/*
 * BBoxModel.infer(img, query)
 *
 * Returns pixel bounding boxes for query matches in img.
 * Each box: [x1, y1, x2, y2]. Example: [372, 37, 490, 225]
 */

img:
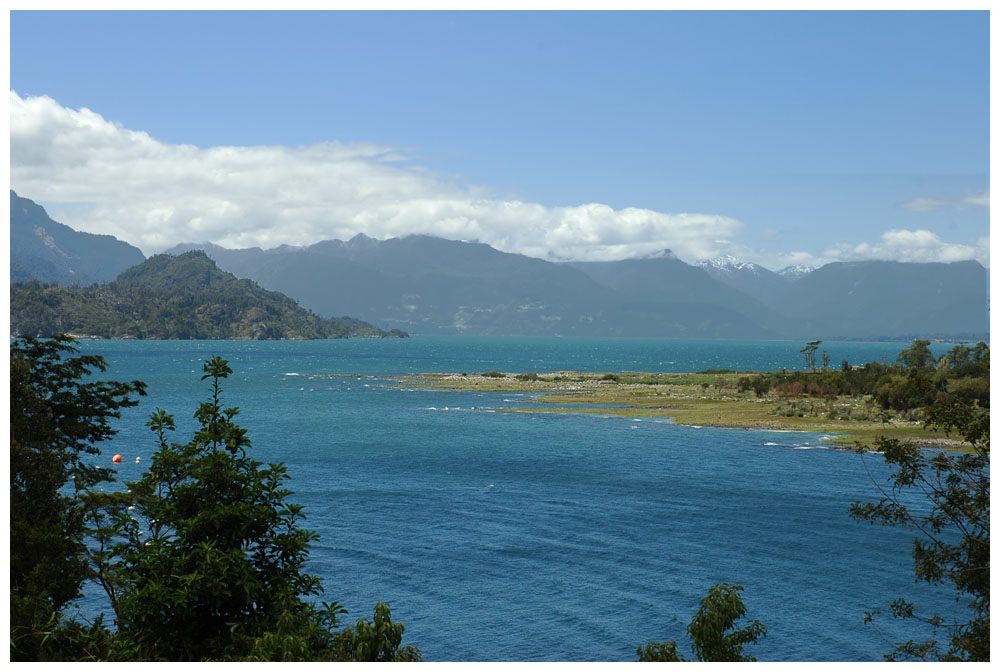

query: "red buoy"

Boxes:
[112, 454, 122, 463]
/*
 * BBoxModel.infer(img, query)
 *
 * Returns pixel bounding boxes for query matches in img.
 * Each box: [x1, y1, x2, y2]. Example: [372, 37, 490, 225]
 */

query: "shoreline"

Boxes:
[401, 371, 971, 451]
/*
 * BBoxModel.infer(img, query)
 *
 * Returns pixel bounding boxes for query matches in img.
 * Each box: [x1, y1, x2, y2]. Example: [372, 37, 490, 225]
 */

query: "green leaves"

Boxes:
[636, 639, 682, 662]
[851, 392, 990, 661]
[332, 602, 422, 662]
[638, 583, 766, 662]
[10, 336, 145, 661]
[897, 339, 937, 369]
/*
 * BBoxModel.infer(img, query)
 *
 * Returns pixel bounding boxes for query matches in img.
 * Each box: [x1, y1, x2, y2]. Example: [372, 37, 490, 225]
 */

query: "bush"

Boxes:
[750, 377, 772, 398]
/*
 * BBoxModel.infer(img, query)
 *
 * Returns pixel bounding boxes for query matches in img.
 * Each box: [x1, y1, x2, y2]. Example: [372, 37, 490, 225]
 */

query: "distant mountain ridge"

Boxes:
[10, 191, 987, 340]
[567, 257, 781, 338]
[776, 259, 989, 340]
[169, 235, 742, 337]
[696, 256, 796, 307]
[167, 235, 988, 340]
[10, 191, 145, 285]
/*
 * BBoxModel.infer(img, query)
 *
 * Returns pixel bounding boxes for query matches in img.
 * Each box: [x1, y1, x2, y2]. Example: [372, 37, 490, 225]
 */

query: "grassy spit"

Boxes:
[402, 370, 968, 450]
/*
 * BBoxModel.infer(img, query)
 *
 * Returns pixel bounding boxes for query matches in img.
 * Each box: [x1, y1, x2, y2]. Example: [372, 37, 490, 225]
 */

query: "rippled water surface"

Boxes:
[73, 337, 961, 661]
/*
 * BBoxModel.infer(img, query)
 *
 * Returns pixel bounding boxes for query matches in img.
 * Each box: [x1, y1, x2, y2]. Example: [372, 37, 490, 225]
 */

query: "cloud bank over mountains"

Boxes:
[10, 92, 990, 269]
[825, 229, 990, 265]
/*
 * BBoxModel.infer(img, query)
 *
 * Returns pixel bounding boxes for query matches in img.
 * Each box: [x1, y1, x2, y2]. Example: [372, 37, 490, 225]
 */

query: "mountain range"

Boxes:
[9, 191, 989, 340]
[164, 236, 988, 340]
[10, 190, 145, 285]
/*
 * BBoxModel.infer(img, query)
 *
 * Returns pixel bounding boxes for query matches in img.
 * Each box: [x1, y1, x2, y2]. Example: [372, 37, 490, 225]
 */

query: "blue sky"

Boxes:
[9, 9, 990, 269]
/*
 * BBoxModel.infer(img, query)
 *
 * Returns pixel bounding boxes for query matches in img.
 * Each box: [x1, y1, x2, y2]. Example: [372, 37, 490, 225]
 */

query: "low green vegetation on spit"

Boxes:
[404, 340, 989, 449]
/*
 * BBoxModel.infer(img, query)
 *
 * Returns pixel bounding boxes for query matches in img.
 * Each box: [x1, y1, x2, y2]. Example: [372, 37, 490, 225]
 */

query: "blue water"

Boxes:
[70, 337, 964, 661]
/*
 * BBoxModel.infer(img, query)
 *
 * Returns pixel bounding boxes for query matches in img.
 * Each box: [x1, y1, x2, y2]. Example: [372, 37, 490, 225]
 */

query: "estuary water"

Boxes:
[72, 337, 962, 661]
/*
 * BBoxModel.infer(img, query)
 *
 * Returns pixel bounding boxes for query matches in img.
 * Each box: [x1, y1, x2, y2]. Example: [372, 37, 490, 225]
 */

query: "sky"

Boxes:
[8, 9, 991, 270]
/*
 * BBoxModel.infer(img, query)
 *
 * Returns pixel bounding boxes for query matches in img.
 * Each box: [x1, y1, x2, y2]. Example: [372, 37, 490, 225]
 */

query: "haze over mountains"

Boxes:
[10, 191, 989, 340]
[11, 191, 145, 285]
[162, 235, 988, 340]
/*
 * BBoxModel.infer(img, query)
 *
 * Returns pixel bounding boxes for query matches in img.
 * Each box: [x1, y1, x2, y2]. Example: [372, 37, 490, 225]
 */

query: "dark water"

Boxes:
[70, 337, 964, 661]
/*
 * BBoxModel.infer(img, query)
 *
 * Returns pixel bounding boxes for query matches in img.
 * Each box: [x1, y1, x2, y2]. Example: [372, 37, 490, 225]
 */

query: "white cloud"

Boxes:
[822, 229, 989, 266]
[708, 229, 989, 273]
[10, 91, 743, 263]
[13, 93, 988, 271]
[899, 196, 950, 212]
[963, 191, 990, 208]
[900, 191, 990, 212]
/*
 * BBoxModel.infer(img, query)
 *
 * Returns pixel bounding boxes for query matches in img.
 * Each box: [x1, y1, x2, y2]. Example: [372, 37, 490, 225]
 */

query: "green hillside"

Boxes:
[10, 251, 408, 340]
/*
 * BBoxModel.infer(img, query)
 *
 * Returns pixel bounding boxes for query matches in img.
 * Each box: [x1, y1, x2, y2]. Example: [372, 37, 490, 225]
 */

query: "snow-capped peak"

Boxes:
[777, 264, 816, 281]
[697, 255, 761, 274]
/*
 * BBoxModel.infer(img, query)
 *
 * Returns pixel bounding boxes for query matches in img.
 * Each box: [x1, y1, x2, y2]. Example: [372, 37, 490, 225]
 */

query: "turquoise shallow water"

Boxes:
[70, 337, 963, 661]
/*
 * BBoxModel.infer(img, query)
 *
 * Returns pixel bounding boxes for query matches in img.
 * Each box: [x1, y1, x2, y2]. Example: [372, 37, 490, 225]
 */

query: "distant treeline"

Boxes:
[738, 340, 989, 413]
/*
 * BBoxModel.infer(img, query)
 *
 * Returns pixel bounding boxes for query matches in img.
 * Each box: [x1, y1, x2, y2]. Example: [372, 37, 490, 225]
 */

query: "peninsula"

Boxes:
[403, 367, 979, 450]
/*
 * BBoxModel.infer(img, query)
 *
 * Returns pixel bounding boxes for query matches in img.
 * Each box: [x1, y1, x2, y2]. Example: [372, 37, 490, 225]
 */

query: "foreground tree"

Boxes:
[88, 356, 419, 661]
[637, 583, 766, 662]
[10, 336, 146, 660]
[850, 394, 989, 661]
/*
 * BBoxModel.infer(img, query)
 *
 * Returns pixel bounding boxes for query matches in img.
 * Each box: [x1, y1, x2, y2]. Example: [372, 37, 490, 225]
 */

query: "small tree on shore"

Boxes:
[800, 340, 821, 371]
[896, 339, 937, 369]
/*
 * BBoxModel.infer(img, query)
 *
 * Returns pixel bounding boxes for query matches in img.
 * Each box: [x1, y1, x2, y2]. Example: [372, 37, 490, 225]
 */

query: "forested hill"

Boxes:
[10, 250, 408, 340]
